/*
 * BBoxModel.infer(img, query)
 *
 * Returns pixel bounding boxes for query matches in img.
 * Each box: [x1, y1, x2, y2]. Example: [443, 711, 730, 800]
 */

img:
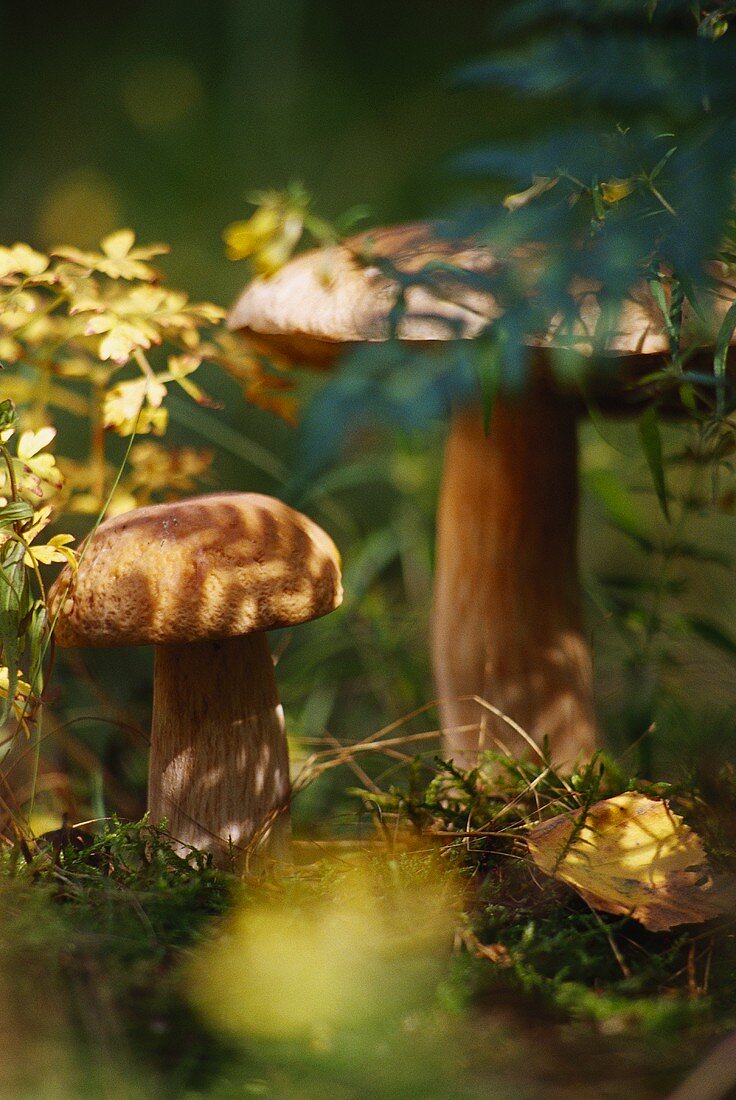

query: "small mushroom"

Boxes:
[48, 492, 342, 867]
[228, 222, 736, 768]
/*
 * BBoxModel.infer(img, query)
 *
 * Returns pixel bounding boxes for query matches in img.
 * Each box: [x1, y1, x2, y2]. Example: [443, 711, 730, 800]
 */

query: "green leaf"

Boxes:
[0, 501, 34, 527]
[682, 616, 736, 658]
[0, 540, 29, 725]
[592, 181, 606, 220]
[647, 278, 681, 354]
[638, 407, 670, 522]
[300, 455, 392, 503]
[343, 526, 401, 604]
[665, 540, 732, 569]
[675, 270, 707, 325]
[25, 601, 48, 692]
[0, 400, 16, 432]
[647, 278, 669, 325]
[598, 572, 686, 596]
[334, 205, 372, 236]
[585, 469, 652, 547]
[475, 339, 501, 434]
[713, 299, 736, 416]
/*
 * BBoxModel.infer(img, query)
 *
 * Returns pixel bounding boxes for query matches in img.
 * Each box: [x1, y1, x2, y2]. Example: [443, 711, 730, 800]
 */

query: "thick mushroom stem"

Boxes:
[431, 387, 599, 768]
[149, 632, 290, 869]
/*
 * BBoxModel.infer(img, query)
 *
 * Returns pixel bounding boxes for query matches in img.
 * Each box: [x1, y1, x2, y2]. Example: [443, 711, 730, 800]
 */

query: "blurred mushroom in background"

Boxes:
[228, 222, 736, 767]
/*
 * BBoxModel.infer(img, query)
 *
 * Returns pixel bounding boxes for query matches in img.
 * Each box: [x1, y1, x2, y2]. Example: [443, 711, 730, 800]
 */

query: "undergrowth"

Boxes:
[0, 750, 733, 1096]
[0, 819, 236, 1096]
[352, 750, 736, 1030]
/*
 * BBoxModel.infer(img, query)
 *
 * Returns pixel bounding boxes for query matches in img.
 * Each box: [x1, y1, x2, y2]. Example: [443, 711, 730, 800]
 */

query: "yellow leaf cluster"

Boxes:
[1, 228, 247, 514]
[0, 424, 76, 568]
[0, 225, 255, 757]
[53, 229, 168, 281]
[0, 403, 77, 743]
[103, 377, 168, 436]
[0, 423, 64, 505]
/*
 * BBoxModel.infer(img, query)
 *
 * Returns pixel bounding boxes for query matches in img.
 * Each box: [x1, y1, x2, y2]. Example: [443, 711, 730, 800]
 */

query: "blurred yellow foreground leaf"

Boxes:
[187, 856, 459, 1043]
[527, 792, 736, 932]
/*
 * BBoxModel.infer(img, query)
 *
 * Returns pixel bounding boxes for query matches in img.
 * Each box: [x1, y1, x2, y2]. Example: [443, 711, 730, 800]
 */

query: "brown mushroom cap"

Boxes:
[228, 221, 736, 367]
[227, 223, 497, 364]
[49, 492, 342, 649]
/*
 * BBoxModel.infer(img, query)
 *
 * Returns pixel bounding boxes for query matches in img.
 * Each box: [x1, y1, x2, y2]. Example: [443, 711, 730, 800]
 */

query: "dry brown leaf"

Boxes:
[527, 792, 736, 932]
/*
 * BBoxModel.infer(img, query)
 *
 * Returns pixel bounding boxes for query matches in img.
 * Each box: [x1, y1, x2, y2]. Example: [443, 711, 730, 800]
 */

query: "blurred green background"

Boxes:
[4, 0, 736, 831]
[1, 0, 500, 299]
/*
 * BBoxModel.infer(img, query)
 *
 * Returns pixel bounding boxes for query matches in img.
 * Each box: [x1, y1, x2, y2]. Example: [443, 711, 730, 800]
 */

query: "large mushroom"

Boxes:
[228, 223, 736, 767]
[48, 492, 342, 867]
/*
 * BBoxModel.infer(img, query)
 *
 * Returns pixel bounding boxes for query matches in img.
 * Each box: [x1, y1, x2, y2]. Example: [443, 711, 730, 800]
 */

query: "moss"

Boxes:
[0, 766, 734, 1096]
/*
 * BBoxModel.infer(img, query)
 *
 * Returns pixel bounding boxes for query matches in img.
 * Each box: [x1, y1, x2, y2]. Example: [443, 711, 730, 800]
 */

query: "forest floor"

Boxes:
[2, 754, 735, 1099]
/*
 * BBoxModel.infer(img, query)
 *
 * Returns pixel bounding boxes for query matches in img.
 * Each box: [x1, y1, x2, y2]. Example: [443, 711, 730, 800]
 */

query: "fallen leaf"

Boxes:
[527, 792, 736, 931]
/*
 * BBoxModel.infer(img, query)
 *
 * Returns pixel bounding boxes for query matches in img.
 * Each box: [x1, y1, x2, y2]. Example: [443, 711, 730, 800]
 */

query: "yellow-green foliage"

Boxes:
[1, 230, 245, 515]
[0, 230, 267, 786]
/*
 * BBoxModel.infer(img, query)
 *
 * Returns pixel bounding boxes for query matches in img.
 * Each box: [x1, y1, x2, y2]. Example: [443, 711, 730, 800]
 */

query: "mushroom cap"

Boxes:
[227, 221, 736, 367]
[227, 223, 497, 364]
[49, 492, 343, 648]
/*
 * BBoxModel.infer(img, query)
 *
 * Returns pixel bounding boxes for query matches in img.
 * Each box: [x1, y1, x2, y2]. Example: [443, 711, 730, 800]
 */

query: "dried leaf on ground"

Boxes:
[527, 791, 736, 931]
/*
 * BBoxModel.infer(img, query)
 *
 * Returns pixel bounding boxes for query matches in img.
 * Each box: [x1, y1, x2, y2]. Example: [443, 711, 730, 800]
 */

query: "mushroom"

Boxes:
[48, 491, 342, 867]
[228, 222, 736, 768]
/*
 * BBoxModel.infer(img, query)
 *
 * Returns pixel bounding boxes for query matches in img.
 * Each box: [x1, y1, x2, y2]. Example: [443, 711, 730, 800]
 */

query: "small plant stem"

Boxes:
[90, 382, 106, 507]
[33, 360, 53, 425]
[133, 348, 155, 379]
[588, 905, 631, 979]
[10, 293, 65, 339]
[25, 665, 43, 829]
[0, 444, 20, 533]
[624, 421, 706, 773]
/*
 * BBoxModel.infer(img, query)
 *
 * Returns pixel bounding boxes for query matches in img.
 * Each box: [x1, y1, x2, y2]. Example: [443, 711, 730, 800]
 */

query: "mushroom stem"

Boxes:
[149, 632, 290, 869]
[431, 388, 599, 768]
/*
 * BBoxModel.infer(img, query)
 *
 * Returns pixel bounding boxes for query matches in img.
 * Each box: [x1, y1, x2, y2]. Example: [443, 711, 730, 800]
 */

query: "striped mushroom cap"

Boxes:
[228, 221, 736, 366]
[48, 492, 342, 648]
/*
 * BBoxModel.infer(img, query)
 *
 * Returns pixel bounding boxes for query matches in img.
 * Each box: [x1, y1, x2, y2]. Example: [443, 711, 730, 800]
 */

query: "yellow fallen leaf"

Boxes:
[527, 792, 736, 932]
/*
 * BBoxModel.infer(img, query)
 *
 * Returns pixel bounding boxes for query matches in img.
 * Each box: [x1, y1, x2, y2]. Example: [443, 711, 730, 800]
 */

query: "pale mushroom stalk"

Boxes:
[432, 390, 597, 767]
[150, 633, 290, 863]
